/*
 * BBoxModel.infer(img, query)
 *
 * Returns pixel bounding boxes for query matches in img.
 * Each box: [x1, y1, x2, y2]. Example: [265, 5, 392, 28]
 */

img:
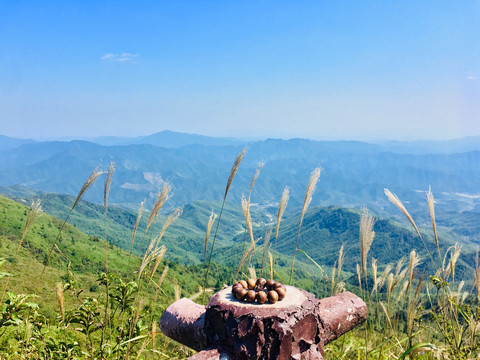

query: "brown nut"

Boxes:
[247, 278, 256, 290]
[256, 291, 267, 304]
[236, 288, 247, 300]
[238, 280, 248, 289]
[273, 282, 283, 289]
[256, 278, 267, 287]
[246, 290, 256, 303]
[232, 284, 243, 296]
[268, 290, 279, 304]
[266, 279, 275, 290]
[276, 287, 286, 301]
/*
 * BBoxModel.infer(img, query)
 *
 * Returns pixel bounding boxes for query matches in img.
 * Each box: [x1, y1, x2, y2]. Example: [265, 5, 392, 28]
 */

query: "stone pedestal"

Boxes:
[159, 286, 367, 360]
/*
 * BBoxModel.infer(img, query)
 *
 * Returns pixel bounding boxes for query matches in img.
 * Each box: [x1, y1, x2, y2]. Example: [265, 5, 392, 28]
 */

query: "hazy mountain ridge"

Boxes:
[0, 132, 479, 240]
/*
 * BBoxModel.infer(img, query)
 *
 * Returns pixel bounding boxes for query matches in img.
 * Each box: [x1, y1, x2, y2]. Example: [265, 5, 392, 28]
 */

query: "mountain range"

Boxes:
[0, 130, 479, 248]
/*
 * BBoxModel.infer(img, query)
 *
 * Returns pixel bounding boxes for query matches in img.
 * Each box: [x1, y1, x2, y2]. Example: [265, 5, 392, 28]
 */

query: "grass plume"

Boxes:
[204, 211, 217, 263]
[385, 188, 437, 270]
[224, 147, 247, 201]
[204, 146, 247, 293]
[241, 194, 257, 263]
[16, 199, 43, 256]
[40, 166, 103, 282]
[248, 162, 264, 204]
[55, 283, 65, 322]
[274, 186, 289, 268]
[261, 228, 272, 276]
[128, 201, 144, 273]
[154, 265, 169, 302]
[145, 182, 172, 235]
[360, 207, 375, 278]
[289, 168, 321, 284]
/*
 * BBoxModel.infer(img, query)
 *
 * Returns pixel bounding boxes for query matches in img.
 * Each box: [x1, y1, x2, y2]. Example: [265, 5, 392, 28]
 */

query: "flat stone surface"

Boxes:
[208, 285, 314, 318]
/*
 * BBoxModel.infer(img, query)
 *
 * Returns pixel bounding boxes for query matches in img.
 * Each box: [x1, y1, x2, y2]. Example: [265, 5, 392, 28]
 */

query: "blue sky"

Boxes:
[1, 1, 479, 140]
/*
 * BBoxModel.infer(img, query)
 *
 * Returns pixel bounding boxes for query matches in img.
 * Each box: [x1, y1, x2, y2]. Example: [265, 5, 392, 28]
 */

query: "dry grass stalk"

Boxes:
[378, 264, 392, 291]
[152, 321, 156, 352]
[174, 281, 181, 301]
[16, 199, 43, 255]
[248, 162, 264, 204]
[133, 299, 143, 333]
[39, 166, 102, 284]
[360, 207, 375, 278]
[103, 160, 115, 279]
[331, 261, 337, 296]
[130, 201, 144, 256]
[154, 265, 169, 302]
[371, 258, 378, 294]
[392, 268, 408, 293]
[72, 167, 103, 211]
[356, 264, 362, 289]
[268, 251, 273, 280]
[476, 249, 480, 301]
[385, 188, 438, 271]
[300, 168, 321, 225]
[395, 256, 406, 277]
[104, 160, 115, 216]
[397, 280, 409, 302]
[149, 246, 167, 279]
[456, 280, 465, 303]
[145, 182, 172, 234]
[384, 188, 422, 239]
[225, 146, 247, 200]
[379, 302, 393, 331]
[204, 211, 217, 262]
[407, 250, 422, 293]
[56, 282, 65, 321]
[241, 195, 256, 258]
[407, 277, 424, 338]
[234, 242, 255, 281]
[336, 243, 345, 283]
[444, 243, 461, 281]
[261, 228, 272, 276]
[289, 168, 321, 284]
[273, 186, 290, 271]
[138, 244, 166, 281]
[334, 281, 345, 295]
[154, 206, 183, 249]
[426, 186, 441, 262]
[248, 267, 257, 281]
[203, 146, 247, 294]
[275, 186, 290, 240]
[387, 273, 394, 303]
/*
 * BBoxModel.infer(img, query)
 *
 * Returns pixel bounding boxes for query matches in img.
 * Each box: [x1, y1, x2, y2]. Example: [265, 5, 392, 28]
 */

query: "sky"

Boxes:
[1, 1, 479, 141]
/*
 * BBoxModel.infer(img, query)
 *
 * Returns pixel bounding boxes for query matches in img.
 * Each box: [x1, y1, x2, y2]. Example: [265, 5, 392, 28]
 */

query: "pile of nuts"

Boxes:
[231, 278, 287, 304]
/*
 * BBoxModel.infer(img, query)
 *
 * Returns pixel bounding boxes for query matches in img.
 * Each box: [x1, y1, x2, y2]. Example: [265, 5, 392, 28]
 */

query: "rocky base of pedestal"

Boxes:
[159, 287, 367, 360]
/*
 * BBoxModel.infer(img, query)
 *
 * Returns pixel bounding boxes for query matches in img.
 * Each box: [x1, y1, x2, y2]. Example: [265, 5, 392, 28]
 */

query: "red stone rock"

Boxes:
[159, 286, 367, 359]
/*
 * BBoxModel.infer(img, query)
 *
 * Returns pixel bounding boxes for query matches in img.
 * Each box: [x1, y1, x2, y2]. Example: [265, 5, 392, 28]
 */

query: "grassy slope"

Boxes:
[0, 195, 203, 318]
[6, 190, 477, 285]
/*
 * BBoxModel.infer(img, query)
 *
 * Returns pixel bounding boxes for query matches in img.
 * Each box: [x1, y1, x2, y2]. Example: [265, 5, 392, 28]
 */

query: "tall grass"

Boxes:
[289, 167, 321, 284]
[203, 146, 246, 293]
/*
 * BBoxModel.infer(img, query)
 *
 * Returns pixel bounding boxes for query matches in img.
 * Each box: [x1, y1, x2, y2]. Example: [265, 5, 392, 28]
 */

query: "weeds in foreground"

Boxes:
[0, 164, 193, 359]
[324, 187, 480, 360]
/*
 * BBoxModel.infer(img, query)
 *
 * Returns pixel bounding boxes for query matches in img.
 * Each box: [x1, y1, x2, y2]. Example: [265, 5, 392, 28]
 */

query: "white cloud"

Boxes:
[467, 75, 478, 80]
[101, 53, 139, 62]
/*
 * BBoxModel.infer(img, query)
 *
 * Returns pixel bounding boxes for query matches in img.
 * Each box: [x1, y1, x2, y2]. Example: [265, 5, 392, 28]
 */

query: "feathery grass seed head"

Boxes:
[204, 210, 217, 262]
[275, 186, 290, 239]
[225, 147, 247, 200]
[56, 282, 65, 321]
[360, 207, 375, 278]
